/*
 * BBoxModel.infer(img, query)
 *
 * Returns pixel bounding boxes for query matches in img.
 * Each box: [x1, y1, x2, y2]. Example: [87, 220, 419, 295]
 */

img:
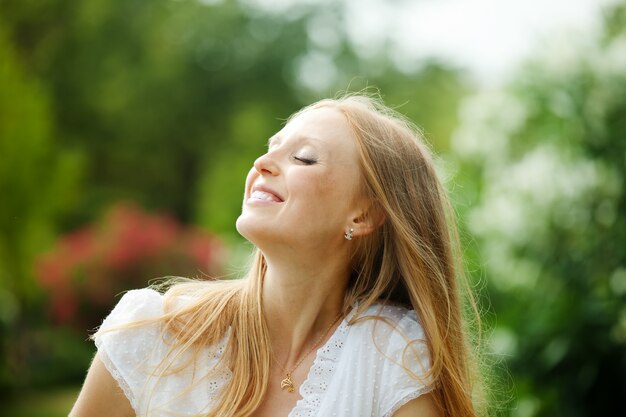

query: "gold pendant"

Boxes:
[280, 373, 295, 393]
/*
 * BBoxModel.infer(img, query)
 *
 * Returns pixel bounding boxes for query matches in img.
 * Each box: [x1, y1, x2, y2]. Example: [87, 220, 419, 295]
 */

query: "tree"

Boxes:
[451, 2, 626, 415]
[0, 23, 83, 390]
[0, 0, 308, 224]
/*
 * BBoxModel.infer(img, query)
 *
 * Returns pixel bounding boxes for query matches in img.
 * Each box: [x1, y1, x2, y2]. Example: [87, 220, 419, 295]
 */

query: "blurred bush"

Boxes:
[35, 203, 226, 332]
[0, 21, 84, 394]
[451, 3, 626, 416]
[1, 202, 226, 393]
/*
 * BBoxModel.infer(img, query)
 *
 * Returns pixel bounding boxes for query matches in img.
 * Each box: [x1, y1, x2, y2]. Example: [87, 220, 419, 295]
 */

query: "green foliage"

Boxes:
[1, 0, 309, 224]
[3, 387, 78, 417]
[0, 21, 84, 394]
[195, 100, 280, 236]
[452, 3, 626, 415]
[0, 25, 83, 304]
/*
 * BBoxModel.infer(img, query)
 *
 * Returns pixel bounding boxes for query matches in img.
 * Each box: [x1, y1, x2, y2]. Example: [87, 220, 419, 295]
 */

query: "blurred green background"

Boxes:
[0, 0, 624, 416]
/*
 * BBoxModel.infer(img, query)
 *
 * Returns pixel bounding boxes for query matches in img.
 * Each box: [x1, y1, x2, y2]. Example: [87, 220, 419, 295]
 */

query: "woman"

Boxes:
[70, 94, 482, 417]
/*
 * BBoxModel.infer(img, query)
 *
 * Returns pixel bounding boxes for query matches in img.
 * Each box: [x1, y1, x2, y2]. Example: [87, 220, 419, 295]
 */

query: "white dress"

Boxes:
[95, 289, 433, 417]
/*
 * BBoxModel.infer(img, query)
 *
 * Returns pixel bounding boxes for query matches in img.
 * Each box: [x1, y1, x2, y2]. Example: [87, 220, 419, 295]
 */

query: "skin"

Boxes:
[70, 107, 441, 417]
[393, 393, 442, 417]
[70, 353, 134, 417]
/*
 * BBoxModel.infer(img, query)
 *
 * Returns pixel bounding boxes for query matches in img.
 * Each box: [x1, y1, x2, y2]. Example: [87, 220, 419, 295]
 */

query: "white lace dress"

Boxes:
[95, 289, 433, 417]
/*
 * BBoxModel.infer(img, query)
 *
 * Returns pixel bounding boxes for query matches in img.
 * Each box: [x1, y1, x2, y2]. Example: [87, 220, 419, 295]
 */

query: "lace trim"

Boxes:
[95, 340, 140, 416]
[381, 386, 433, 417]
[205, 334, 232, 405]
[288, 306, 358, 417]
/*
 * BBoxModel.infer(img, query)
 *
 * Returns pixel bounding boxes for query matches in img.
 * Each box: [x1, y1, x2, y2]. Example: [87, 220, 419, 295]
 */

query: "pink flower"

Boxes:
[51, 292, 78, 324]
[34, 202, 226, 330]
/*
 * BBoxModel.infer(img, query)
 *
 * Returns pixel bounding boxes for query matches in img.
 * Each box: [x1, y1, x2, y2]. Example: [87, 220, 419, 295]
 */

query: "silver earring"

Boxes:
[344, 228, 354, 241]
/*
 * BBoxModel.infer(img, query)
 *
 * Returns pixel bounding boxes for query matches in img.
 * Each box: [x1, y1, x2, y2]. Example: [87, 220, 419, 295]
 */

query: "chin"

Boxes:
[236, 213, 266, 245]
[236, 214, 290, 252]
[235, 213, 251, 240]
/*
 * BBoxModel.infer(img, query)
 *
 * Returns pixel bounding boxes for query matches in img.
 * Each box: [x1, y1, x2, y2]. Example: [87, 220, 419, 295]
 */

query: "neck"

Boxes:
[261, 250, 350, 366]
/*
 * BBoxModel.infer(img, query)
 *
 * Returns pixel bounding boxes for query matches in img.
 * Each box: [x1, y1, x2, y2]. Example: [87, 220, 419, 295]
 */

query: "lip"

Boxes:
[248, 184, 284, 203]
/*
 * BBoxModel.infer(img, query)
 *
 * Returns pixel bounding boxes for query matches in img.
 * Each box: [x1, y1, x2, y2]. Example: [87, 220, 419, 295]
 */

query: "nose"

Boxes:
[253, 152, 279, 176]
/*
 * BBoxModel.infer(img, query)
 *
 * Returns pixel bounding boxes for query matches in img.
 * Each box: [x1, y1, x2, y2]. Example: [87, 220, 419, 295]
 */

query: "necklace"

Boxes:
[276, 311, 344, 393]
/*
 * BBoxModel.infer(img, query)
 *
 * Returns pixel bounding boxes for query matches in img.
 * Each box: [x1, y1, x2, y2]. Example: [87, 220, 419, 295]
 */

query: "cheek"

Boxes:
[288, 167, 359, 216]
[297, 170, 340, 199]
[316, 173, 339, 197]
[327, 165, 361, 199]
[306, 172, 349, 214]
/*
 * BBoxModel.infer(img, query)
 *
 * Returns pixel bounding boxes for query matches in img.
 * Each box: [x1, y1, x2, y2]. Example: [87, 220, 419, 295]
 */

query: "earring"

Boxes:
[344, 228, 354, 241]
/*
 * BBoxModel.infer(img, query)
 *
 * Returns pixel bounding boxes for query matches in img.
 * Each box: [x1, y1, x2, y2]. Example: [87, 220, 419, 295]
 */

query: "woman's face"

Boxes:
[236, 106, 365, 250]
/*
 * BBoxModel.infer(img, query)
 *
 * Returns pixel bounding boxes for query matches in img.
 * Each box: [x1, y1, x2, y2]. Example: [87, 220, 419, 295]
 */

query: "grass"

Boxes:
[2, 387, 79, 417]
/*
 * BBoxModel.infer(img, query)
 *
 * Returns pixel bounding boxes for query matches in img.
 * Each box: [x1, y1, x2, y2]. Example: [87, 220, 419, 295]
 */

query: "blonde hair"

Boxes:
[98, 94, 484, 416]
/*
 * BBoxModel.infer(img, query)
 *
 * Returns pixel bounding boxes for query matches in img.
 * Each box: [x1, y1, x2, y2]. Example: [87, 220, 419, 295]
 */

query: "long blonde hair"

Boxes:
[105, 94, 483, 416]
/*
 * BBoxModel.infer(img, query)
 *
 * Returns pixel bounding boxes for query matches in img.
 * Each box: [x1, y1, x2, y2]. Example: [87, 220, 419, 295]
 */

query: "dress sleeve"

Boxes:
[93, 288, 165, 415]
[378, 310, 433, 417]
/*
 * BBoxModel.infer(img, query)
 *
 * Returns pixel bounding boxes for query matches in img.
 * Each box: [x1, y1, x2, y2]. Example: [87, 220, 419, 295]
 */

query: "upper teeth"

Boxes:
[251, 190, 278, 201]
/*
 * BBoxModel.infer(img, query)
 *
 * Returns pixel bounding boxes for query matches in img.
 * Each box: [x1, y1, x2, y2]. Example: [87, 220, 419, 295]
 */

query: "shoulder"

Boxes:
[93, 288, 168, 367]
[99, 288, 164, 327]
[350, 303, 427, 351]
[345, 303, 433, 417]
[96, 286, 201, 330]
[345, 303, 430, 374]
[89, 288, 167, 414]
[91, 286, 225, 416]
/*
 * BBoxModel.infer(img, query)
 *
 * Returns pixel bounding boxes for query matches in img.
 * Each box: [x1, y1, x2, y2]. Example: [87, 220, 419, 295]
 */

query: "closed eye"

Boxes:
[293, 156, 317, 165]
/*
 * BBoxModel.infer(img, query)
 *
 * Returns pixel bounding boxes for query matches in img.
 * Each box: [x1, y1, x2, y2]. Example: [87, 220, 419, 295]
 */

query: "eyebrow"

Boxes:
[267, 134, 324, 147]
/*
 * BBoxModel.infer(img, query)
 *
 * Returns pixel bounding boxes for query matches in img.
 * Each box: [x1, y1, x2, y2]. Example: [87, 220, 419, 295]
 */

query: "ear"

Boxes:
[348, 202, 386, 238]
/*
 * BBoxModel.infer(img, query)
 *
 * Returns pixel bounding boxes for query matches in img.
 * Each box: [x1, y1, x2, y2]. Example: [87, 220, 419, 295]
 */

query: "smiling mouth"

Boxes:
[250, 190, 283, 202]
